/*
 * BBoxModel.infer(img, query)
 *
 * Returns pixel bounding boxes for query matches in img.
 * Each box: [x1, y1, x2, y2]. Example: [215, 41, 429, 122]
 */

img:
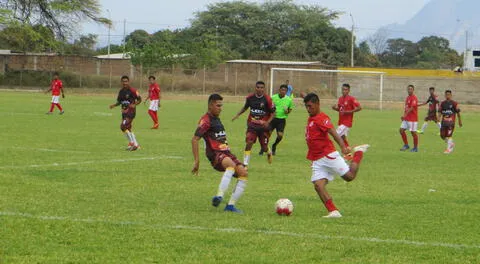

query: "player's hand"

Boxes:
[129, 103, 135, 108]
[459, 122, 463, 128]
[341, 146, 351, 155]
[400, 116, 405, 121]
[109, 104, 115, 109]
[192, 162, 200, 176]
[158, 101, 161, 108]
[62, 94, 65, 98]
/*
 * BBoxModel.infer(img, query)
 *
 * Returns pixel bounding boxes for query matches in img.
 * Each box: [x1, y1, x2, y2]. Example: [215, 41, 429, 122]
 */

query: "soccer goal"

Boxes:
[269, 68, 386, 110]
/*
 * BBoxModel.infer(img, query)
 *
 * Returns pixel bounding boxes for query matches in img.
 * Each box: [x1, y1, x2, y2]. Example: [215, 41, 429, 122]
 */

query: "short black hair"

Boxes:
[279, 84, 288, 90]
[429, 87, 435, 91]
[445, 90, 452, 94]
[408, 84, 415, 90]
[303, 93, 319, 104]
[53, 72, 59, 76]
[121, 75, 129, 81]
[208, 93, 223, 104]
[148, 76, 156, 80]
[342, 83, 350, 89]
[256, 81, 265, 87]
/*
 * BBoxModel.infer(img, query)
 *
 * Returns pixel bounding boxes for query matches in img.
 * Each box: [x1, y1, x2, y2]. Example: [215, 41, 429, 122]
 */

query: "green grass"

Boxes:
[0, 91, 479, 263]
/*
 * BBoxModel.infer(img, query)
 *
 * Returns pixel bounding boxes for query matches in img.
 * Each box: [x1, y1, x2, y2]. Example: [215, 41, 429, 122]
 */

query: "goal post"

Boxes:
[269, 68, 386, 110]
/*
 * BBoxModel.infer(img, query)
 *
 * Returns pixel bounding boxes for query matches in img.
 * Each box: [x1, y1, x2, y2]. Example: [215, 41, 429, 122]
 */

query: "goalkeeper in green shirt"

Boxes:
[266, 84, 294, 155]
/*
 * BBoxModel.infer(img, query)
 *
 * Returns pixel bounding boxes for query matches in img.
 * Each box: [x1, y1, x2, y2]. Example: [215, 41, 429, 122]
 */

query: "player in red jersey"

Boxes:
[399, 85, 419, 152]
[438, 90, 462, 154]
[192, 94, 248, 213]
[109, 76, 142, 151]
[145, 76, 161, 129]
[332, 83, 362, 158]
[232, 81, 275, 167]
[417, 87, 441, 134]
[304, 93, 369, 218]
[45, 72, 65, 115]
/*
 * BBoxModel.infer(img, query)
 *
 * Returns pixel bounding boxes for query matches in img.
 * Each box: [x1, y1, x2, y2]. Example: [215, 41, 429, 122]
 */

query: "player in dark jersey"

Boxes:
[438, 90, 462, 154]
[417, 87, 441, 134]
[232, 81, 275, 167]
[192, 94, 248, 213]
[109, 75, 142, 151]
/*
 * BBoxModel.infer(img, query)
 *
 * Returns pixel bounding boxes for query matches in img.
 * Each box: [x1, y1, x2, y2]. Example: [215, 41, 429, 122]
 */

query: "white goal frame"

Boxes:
[270, 67, 386, 110]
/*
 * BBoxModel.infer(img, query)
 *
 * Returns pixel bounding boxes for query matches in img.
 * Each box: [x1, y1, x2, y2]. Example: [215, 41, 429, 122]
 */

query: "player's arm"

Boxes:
[456, 107, 462, 127]
[328, 127, 349, 155]
[60, 87, 65, 98]
[343, 105, 362, 114]
[232, 101, 248, 121]
[191, 135, 201, 176]
[134, 94, 142, 106]
[332, 104, 339, 111]
[402, 106, 414, 120]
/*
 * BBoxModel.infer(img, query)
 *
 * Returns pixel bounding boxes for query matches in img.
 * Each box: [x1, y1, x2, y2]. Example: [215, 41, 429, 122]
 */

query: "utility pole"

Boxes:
[464, 30, 469, 71]
[350, 13, 355, 67]
[107, 9, 112, 89]
[122, 19, 126, 58]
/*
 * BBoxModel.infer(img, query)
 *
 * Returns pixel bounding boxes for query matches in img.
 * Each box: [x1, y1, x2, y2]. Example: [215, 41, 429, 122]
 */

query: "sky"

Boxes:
[83, 0, 432, 48]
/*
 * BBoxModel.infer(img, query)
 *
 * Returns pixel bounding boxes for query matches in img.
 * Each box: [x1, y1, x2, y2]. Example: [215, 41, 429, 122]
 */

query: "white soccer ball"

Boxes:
[275, 198, 294, 216]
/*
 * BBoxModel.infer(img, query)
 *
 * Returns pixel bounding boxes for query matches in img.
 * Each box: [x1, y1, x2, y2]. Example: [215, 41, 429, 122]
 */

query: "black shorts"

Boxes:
[269, 118, 286, 132]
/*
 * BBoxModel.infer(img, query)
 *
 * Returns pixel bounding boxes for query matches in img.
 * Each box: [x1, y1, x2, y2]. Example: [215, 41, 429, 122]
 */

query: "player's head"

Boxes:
[208, 93, 223, 116]
[53, 72, 59, 79]
[341, 83, 350, 96]
[255, 81, 265, 96]
[121, 75, 130, 88]
[148, 76, 156, 84]
[407, 84, 415, 95]
[279, 84, 288, 97]
[429, 87, 435, 95]
[303, 93, 320, 116]
[445, 90, 452, 100]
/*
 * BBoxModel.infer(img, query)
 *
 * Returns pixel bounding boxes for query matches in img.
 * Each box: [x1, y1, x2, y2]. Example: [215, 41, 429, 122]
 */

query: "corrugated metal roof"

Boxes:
[95, 53, 130, 59]
[227, 59, 323, 65]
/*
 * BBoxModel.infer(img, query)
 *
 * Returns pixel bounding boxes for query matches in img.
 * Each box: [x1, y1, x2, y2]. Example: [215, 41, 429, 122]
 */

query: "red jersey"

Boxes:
[243, 93, 275, 128]
[148, 83, 161, 100]
[195, 113, 230, 159]
[404, 95, 418, 122]
[51, 79, 63, 96]
[439, 100, 460, 127]
[337, 95, 360, 127]
[305, 113, 337, 161]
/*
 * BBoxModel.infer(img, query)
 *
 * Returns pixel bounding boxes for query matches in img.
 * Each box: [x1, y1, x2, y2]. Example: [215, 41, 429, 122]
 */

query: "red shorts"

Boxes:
[246, 126, 270, 150]
[425, 112, 438, 122]
[208, 151, 242, 172]
[440, 126, 454, 138]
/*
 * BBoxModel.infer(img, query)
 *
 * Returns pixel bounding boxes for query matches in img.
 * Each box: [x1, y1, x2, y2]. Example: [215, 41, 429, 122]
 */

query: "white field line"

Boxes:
[0, 211, 478, 250]
[0, 156, 184, 170]
[12, 147, 92, 154]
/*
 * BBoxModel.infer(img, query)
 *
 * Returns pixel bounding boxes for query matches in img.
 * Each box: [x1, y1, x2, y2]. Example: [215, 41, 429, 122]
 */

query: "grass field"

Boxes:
[0, 90, 479, 263]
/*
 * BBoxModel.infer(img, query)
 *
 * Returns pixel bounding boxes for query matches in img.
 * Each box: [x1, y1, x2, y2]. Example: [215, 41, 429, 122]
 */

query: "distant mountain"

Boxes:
[378, 0, 480, 52]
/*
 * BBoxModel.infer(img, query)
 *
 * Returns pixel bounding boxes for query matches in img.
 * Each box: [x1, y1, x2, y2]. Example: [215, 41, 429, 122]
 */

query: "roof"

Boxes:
[227, 59, 325, 65]
[95, 53, 131, 60]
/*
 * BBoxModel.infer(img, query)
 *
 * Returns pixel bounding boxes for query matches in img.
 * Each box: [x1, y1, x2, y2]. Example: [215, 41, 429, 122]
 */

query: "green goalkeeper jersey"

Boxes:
[272, 94, 294, 119]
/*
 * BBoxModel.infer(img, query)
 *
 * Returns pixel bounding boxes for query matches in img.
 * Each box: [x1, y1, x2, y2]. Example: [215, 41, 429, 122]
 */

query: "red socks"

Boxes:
[413, 133, 418, 148]
[49, 103, 55, 112]
[353, 151, 363, 164]
[400, 131, 408, 145]
[49, 103, 63, 112]
[148, 110, 158, 124]
[325, 199, 338, 212]
[56, 104, 63, 111]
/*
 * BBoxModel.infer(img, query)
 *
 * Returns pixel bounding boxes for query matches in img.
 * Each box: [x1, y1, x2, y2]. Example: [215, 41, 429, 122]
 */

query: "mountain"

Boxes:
[378, 0, 480, 52]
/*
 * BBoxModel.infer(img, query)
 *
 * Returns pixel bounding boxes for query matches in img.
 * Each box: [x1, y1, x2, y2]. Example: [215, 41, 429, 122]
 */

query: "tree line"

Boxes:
[0, 0, 462, 70]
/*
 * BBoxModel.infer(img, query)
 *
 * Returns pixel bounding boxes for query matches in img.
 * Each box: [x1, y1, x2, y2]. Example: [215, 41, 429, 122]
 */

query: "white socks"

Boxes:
[228, 180, 247, 205]
[243, 151, 251, 166]
[217, 167, 235, 197]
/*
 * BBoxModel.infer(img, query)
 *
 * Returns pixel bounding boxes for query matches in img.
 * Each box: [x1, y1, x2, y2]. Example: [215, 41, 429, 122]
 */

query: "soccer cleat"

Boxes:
[130, 145, 140, 151]
[125, 142, 134, 151]
[151, 123, 159, 129]
[400, 145, 410, 151]
[410, 147, 418, 152]
[59, 110, 65, 115]
[322, 210, 342, 218]
[224, 204, 243, 213]
[267, 152, 273, 164]
[352, 144, 370, 153]
[271, 144, 277, 156]
[212, 196, 223, 207]
[443, 149, 451, 154]
[417, 130, 424, 134]
[45, 112, 53, 115]
[258, 150, 264, 156]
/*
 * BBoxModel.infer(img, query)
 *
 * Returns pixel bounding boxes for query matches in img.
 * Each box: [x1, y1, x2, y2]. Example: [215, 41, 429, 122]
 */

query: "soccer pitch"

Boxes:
[0, 91, 479, 263]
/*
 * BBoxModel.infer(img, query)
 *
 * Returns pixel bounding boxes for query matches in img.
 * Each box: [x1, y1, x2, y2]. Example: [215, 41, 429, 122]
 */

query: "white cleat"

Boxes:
[322, 210, 342, 218]
[353, 144, 370, 153]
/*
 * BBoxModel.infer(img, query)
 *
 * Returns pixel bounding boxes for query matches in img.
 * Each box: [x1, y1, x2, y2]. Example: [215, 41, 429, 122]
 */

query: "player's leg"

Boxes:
[271, 119, 285, 155]
[409, 122, 418, 152]
[418, 116, 428, 133]
[311, 158, 341, 218]
[443, 126, 455, 154]
[259, 130, 272, 164]
[341, 145, 369, 182]
[47, 96, 57, 114]
[212, 154, 237, 207]
[399, 122, 409, 151]
[120, 117, 134, 150]
[148, 100, 159, 128]
[243, 129, 256, 167]
[225, 161, 248, 213]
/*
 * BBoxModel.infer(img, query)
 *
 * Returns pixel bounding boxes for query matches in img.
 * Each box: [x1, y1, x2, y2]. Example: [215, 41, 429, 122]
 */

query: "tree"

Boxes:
[367, 28, 389, 55]
[356, 41, 380, 67]
[125, 29, 152, 50]
[61, 34, 98, 56]
[0, 0, 109, 52]
[379, 38, 417, 67]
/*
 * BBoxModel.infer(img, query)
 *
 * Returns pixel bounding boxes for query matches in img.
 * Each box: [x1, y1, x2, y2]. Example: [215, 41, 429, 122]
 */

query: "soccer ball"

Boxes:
[275, 198, 294, 216]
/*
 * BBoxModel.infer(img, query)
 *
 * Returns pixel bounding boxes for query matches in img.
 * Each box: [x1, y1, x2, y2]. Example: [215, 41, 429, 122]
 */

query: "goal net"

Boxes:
[269, 68, 386, 110]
